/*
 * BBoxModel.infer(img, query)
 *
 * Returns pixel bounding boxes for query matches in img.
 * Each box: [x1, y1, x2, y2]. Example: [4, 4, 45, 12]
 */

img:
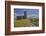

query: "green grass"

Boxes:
[14, 18, 39, 27]
[30, 18, 39, 26]
[14, 19, 31, 27]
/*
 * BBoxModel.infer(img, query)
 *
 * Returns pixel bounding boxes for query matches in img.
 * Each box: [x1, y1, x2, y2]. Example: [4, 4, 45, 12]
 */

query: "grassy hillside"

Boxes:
[14, 19, 31, 27]
[14, 18, 39, 27]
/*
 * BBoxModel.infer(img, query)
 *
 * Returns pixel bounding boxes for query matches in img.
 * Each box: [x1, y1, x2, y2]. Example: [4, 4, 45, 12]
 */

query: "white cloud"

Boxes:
[27, 14, 39, 18]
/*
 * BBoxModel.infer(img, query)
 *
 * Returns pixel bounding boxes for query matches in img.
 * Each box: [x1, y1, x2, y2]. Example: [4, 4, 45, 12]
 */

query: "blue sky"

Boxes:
[14, 8, 39, 18]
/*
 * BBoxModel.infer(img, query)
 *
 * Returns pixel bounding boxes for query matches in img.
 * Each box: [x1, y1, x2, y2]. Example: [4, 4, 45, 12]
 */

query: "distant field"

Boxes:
[14, 18, 39, 27]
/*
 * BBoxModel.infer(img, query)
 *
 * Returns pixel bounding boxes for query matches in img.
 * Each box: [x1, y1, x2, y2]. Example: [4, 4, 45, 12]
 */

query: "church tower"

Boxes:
[24, 11, 27, 19]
